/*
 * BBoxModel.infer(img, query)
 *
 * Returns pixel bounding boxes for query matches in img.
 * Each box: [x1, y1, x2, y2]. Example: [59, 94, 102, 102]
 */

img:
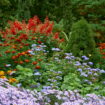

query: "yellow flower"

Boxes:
[9, 78, 18, 83]
[0, 76, 6, 79]
[7, 70, 12, 75]
[0, 71, 5, 76]
[89, 54, 92, 57]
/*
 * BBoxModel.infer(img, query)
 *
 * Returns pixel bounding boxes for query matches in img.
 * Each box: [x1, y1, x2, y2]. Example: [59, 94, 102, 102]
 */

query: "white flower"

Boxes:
[34, 72, 41, 76]
[5, 64, 11, 67]
[52, 48, 60, 51]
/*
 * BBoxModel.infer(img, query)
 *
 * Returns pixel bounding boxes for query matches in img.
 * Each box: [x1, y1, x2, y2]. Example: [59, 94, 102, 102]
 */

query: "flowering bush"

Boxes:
[0, 79, 105, 105]
[8, 48, 105, 96]
[0, 16, 64, 83]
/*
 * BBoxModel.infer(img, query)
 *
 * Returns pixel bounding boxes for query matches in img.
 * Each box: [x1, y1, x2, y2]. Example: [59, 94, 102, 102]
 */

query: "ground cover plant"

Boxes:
[0, 16, 105, 105]
[0, 79, 105, 105]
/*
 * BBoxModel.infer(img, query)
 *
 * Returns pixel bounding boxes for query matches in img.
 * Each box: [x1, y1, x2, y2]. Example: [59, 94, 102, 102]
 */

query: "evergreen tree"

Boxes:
[66, 18, 96, 57]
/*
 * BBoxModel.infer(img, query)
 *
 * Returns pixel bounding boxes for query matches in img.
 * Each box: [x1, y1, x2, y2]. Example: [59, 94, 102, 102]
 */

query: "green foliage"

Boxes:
[66, 18, 96, 57]
[45, 94, 63, 105]
[0, 0, 12, 28]
[15, 65, 36, 89]
[0, 0, 74, 34]
[0, 0, 36, 28]
[71, 0, 105, 41]
[90, 48, 103, 68]
[0, 0, 10, 6]
[61, 73, 82, 90]
[13, 0, 35, 20]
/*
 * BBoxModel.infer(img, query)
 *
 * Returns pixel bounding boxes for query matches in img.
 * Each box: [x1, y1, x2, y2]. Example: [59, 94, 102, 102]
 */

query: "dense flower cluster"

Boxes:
[0, 16, 64, 83]
[0, 16, 64, 43]
[0, 79, 105, 105]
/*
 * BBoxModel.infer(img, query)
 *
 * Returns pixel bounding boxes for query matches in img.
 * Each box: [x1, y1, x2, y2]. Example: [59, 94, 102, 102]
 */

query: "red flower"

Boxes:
[19, 61, 24, 64]
[35, 66, 41, 69]
[32, 61, 37, 65]
[12, 51, 16, 53]
[12, 56, 16, 60]
[15, 38, 21, 43]
[59, 38, 65, 42]
[11, 27, 16, 35]
[37, 41, 42, 44]
[0, 44, 2, 46]
[24, 59, 30, 63]
[14, 21, 22, 30]
[46, 23, 53, 34]
[102, 56, 105, 59]
[5, 50, 10, 54]
[19, 34, 28, 40]
[53, 32, 59, 39]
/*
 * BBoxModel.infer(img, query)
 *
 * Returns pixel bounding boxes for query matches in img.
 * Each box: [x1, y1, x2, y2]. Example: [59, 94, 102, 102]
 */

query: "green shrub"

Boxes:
[61, 73, 82, 90]
[66, 18, 96, 57]
[71, 0, 105, 42]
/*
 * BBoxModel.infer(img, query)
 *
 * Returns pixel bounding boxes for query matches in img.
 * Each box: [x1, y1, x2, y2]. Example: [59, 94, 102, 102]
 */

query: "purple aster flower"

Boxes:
[65, 56, 71, 59]
[88, 62, 93, 66]
[77, 68, 82, 72]
[80, 72, 88, 77]
[82, 56, 89, 61]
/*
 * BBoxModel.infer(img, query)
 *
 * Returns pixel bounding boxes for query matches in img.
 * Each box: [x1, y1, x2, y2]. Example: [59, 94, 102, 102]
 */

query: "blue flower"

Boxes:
[34, 72, 41, 76]
[31, 44, 37, 47]
[82, 63, 87, 66]
[100, 70, 105, 73]
[82, 56, 89, 61]
[80, 72, 88, 77]
[65, 53, 72, 56]
[65, 56, 71, 60]
[102, 81, 105, 84]
[88, 62, 93, 66]
[43, 86, 51, 89]
[88, 71, 92, 75]
[71, 56, 75, 59]
[77, 68, 82, 72]
[75, 61, 81, 66]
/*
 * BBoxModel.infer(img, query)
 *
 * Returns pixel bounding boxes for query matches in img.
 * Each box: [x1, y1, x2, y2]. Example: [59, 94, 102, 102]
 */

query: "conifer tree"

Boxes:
[66, 18, 96, 57]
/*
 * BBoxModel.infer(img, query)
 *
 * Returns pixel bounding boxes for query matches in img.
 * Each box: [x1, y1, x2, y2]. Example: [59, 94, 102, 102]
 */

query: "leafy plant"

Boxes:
[71, 0, 105, 42]
[66, 18, 96, 57]
[15, 65, 36, 89]
[61, 73, 82, 90]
